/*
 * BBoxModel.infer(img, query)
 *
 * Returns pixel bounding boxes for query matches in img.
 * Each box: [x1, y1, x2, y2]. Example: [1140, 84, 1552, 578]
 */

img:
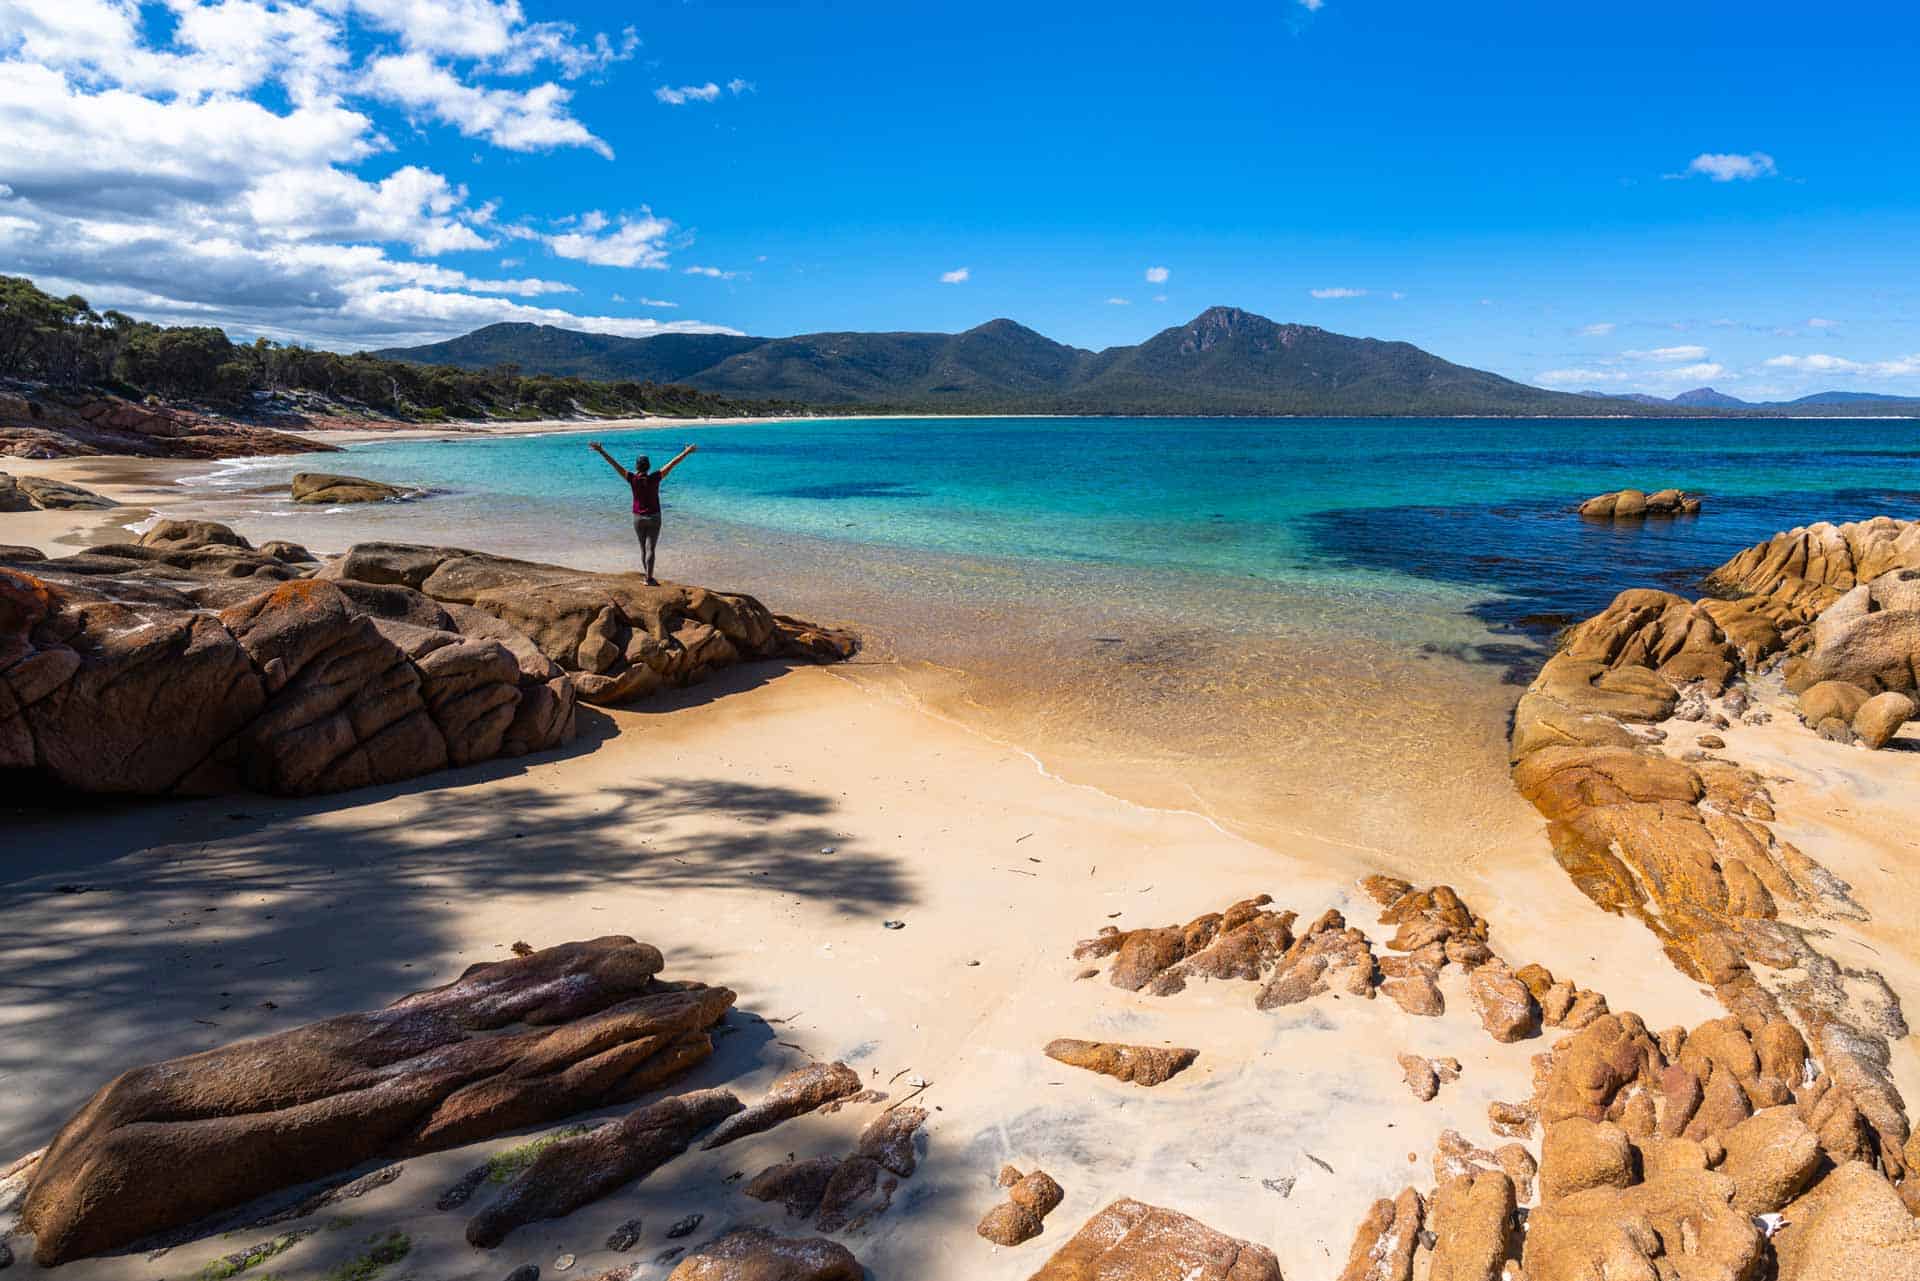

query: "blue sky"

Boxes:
[3, 0, 1917, 397]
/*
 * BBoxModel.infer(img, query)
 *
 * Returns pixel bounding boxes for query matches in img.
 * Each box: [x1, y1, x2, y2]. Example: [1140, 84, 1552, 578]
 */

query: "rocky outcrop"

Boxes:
[16, 938, 734, 1265]
[1, 562, 575, 795]
[0, 388, 331, 460]
[0, 471, 115, 510]
[1578, 488, 1702, 519]
[1705, 516, 1920, 629]
[1029, 1198, 1281, 1281]
[664, 1227, 862, 1281]
[741, 1106, 929, 1237]
[1492, 1003, 1920, 1277]
[291, 472, 410, 504]
[319, 542, 858, 705]
[976, 1166, 1064, 1246]
[466, 1088, 744, 1247]
[1044, 1039, 1197, 1087]
[1072, 894, 1296, 995]
[1508, 566, 1909, 1177]
[4, 524, 855, 796]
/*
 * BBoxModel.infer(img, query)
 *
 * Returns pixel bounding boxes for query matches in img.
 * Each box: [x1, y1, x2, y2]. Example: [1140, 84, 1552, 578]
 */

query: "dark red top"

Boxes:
[628, 470, 663, 516]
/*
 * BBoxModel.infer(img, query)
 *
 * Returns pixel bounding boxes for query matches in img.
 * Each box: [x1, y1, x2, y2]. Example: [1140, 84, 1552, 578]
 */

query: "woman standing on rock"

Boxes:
[590, 440, 697, 585]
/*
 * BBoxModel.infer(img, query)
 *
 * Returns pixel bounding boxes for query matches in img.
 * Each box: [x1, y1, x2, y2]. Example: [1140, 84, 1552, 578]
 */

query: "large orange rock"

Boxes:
[321, 542, 857, 703]
[1556, 588, 1775, 691]
[1027, 1198, 1281, 1280]
[18, 938, 733, 1265]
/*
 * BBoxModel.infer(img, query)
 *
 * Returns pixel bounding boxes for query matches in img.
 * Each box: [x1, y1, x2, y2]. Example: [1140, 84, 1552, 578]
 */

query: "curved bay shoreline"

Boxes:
[3, 440, 1918, 1277]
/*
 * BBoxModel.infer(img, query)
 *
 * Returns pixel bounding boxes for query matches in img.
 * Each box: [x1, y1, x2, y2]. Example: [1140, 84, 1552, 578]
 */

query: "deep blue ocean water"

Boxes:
[209, 415, 1920, 640]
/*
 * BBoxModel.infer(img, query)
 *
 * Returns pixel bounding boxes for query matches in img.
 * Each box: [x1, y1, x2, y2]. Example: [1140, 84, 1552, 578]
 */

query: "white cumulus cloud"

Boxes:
[1679, 152, 1778, 182]
[547, 211, 673, 268]
[0, 0, 740, 348]
[684, 265, 736, 279]
[1144, 265, 1169, 284]
[940, 267, 970, 284]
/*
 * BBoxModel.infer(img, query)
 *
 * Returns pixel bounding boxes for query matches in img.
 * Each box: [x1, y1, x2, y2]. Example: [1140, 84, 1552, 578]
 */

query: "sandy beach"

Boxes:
[5, 434, 1920, 1279]
[5, 640, 1727, 1281]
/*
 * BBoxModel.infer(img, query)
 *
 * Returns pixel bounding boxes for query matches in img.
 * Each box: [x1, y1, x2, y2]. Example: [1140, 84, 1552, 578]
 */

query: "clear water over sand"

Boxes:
[183, 415, 1920, 864]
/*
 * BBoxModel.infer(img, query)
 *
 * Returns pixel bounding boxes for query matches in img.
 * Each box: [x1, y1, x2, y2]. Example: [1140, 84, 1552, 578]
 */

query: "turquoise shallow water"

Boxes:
[188, 414, 1920, 851]
[208, 415, 1920, 635]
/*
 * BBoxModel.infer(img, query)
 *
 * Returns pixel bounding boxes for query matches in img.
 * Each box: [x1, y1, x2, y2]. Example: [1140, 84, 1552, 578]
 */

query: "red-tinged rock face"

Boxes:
[18, 938, 733, 1266]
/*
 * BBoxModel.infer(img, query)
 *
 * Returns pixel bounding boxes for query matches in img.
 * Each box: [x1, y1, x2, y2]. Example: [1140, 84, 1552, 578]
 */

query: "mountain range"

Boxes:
[1580, 385, 1920, 412]
[375, 309, 1920, 417]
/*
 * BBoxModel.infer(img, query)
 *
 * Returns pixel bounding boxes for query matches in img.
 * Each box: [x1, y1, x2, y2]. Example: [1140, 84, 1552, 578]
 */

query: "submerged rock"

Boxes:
[1578, 488, 1701, 519]
[290, 472, 409, 504]
[0, 471, 116, 510]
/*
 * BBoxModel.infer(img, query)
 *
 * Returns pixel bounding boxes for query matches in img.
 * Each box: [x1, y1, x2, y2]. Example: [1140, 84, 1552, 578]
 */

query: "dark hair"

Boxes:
[634, 455, 651, 474]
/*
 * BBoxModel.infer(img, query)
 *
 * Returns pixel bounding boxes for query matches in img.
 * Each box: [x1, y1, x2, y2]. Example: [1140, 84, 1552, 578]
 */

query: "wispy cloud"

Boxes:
[1105, 296, 1131, 305]
[1807, 317, 1838, 329]
[1578, 322, 1617, 337]
[1670, 151, 1778, 182]
[940, 267, 970, 284]
[683, 264, 736, 279]
[726, 78, 755, 95]
[1765, 352, 1920, 378]
[1310, 287, 1366, 299]
[1299, 0, 1324, 9]
[654, 82, 721, 105]
[1144, 265, 1169, 284]
[1624, 345, 1709, 361]
[1537, 361, 1725, 389]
